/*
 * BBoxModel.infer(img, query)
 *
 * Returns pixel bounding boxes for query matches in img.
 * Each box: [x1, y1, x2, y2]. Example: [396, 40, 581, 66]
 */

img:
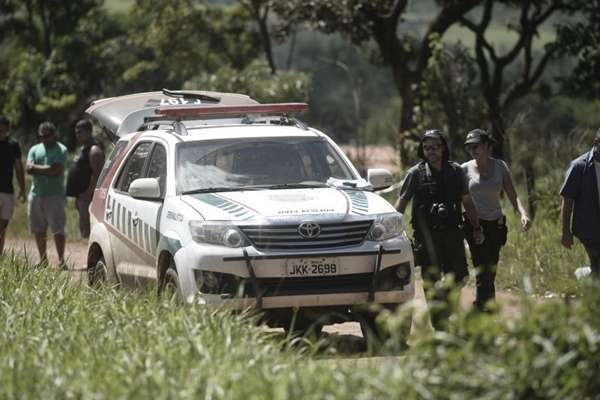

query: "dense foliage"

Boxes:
[555, 0, 600, 98]
[0, 0, 309, 146]
[1, 255, 599, 399]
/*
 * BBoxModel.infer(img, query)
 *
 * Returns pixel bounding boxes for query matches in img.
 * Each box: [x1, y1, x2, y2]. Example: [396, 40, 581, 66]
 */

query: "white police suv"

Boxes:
[86, 89, 414, 336]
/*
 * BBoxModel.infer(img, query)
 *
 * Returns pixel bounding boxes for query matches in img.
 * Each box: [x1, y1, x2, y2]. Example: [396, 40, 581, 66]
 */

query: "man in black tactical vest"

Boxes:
[66, 119, 105, 239]
[396, 129, 484, 330]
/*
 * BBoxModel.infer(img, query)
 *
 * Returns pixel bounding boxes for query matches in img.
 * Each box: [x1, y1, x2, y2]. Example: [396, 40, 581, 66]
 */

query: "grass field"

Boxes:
[0, 255, 598, 398]
[382, 190, 587, 297]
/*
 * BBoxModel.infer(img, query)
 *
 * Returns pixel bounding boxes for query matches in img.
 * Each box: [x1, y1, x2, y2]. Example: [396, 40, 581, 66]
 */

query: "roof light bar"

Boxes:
[154, 103, 308, 117]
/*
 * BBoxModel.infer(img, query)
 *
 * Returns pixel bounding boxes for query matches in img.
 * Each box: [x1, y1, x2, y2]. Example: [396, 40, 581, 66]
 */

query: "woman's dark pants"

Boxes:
[464, 218, 507, 310]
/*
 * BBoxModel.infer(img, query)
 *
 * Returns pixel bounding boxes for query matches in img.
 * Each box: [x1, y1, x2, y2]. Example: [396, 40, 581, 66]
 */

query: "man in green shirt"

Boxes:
[26, 122, 68, 268]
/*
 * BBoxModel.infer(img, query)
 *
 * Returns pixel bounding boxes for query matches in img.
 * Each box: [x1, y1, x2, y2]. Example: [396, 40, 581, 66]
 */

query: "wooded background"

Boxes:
[2, 0, 600, 217]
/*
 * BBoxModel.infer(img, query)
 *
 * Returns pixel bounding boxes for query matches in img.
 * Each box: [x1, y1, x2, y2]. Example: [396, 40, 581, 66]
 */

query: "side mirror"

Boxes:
[129, 178, 161, 200]
[367, 168, 394, 191]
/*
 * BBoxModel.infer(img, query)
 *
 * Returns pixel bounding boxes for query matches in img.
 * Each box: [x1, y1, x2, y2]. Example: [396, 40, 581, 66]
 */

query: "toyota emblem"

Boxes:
[298, 222, 321, 239]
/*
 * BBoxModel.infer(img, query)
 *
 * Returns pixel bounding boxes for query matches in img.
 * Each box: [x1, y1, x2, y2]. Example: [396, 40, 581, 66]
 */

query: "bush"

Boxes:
[1, 255, 599, 399]
[382, 286, 600, 399]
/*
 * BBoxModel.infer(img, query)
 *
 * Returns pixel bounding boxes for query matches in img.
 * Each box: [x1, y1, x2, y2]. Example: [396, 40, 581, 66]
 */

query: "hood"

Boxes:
[181, 188, 395, 222]
[85, 90, 258, 137]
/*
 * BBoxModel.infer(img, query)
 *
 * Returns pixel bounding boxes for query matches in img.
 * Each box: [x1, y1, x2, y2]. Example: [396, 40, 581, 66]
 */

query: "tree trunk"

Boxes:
[285, 29, 297, 70]
[395, 84, 416, 170]
[258, 19, 276, 74]
[250, 0, 276, 74]
[488, 105, 506, 161]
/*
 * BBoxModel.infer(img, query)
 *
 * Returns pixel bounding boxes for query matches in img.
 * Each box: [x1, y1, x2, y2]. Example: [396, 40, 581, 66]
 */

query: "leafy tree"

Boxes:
[0, 0, 101, 58]
[416, 36, 486, 160]
[460, 0, 579, 218]
[272, 31, 397, 145]
[125, 0, 261, 91]
[184, 60, 310, 103]
[459, 0, 578, 159]
[554, 0, 600, 99]
[0, 1, 124, 142]
[271, 0, 482, 166]
[240, 0, 278, 74]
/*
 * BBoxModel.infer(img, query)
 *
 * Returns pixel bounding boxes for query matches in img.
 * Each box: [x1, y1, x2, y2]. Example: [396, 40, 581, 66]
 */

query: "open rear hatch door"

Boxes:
[85, 89, 258, 139]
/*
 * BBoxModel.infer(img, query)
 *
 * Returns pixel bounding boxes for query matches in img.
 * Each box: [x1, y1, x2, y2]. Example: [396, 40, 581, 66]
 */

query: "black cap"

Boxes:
[423, 129, 444, 141]
[464, 128, 494, 146]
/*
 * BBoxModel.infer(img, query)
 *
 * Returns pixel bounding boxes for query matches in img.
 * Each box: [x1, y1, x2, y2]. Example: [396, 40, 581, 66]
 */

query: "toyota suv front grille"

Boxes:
[239, 220, 373, 250]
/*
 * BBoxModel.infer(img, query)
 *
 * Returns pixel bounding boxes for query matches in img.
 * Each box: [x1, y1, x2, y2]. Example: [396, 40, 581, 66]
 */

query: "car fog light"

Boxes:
[196, 271, 220, 292]
[395, 264, 410, 280]
[224, 229, 243, 248]
[370, 224, 385, 241]
[204, 271, 220, 290]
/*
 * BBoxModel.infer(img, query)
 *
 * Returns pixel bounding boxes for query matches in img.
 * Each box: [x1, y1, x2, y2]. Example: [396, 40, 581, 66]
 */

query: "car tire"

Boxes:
[158, 260, 183, 304]
[88, 255, 108, 287]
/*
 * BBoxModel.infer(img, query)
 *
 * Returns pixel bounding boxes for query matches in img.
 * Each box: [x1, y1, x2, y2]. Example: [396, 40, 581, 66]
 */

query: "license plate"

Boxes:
[286, 258, 339, 277]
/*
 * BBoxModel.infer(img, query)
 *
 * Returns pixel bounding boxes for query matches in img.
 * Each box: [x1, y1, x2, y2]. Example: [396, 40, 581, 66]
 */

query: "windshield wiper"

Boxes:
[249, 182, 329, 190]
[326, 178, 369, 191]
[181, 187, 259, 195]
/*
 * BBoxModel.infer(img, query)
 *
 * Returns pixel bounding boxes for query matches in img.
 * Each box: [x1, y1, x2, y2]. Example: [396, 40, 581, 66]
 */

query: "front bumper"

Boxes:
[173, 235, 415, 310]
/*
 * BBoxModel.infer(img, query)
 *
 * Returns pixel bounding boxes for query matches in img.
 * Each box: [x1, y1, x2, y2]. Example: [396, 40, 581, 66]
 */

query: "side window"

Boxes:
[115, 142, 152, 193]
[146, 144, 167, 196]
[96, 141, 127, 188]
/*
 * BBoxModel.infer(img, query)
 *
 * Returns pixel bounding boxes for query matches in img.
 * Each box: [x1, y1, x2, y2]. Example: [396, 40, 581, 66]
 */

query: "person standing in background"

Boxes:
[26, 122, 68, 268]
[0, 115, 26, 256]
[66, 119, 104, 239]
[561, 129, 600, 278]
[462, 129, 531, 311]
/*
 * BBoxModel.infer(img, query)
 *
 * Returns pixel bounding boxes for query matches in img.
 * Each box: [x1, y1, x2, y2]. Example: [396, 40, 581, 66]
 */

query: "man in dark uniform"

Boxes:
[66, 119, 104, 239]
[561, 129, 600, 277]
[395, 129, 483, 330]
[0, 115, 26, 255]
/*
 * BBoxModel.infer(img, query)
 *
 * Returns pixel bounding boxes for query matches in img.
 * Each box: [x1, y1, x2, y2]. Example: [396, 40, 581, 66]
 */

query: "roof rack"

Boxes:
[142, 120, 189, 136]
[241, 115, 308, 130]
[143, 103, 310, 135]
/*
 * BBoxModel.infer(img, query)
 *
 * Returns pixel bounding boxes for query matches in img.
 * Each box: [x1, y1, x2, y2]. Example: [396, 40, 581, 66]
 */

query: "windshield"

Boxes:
[176, 138, 356, 193]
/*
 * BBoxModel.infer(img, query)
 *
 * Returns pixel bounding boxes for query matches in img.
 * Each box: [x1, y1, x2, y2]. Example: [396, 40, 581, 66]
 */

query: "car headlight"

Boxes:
[367, 213, 404, 241]
[189, 221, 248, 248]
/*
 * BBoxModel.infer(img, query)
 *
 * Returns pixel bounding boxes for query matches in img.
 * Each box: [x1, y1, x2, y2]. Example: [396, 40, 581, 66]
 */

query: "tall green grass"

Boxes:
[0, 256, 318, 399]
[1, 255, 599, 399]
[498, 205, 587, 296]
[392, 188, 586, 296]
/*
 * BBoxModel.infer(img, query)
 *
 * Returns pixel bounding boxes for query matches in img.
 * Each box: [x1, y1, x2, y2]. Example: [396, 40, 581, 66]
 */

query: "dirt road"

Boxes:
[4, 237, 524, 338]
